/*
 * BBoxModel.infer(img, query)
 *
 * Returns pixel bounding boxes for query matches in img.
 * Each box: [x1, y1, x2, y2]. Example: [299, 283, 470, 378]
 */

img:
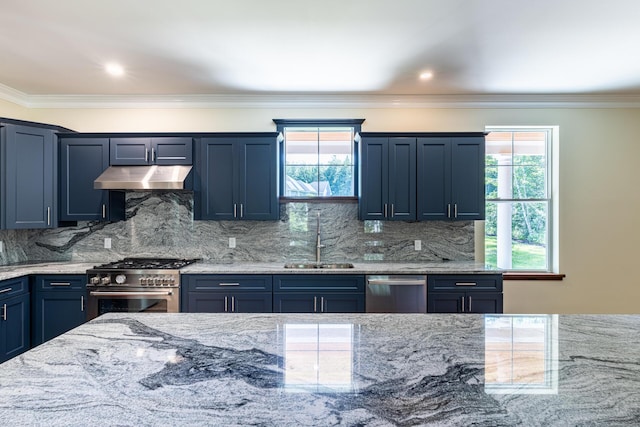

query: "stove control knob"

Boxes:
[115, 274, 127, 285]
[100, 276, 111, 285]
[90, 276, 100, 285]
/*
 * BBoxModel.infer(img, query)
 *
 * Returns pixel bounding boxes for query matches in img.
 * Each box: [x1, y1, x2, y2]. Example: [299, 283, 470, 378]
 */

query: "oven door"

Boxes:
[86, 287, 179, 320]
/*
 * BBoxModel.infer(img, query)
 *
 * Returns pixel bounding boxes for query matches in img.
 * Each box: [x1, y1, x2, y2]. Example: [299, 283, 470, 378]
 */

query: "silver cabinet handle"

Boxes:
[102, 204, 107, 219]
[47, 207, 51, 226]
[0, 288, 12, 295]
[468, 296, 472, 312]
[81, 296, 85, 312]
[313, 296, 317, 313]
[384, 204, 388, 218]
[50, 282, 71, 287]
[218, 283, 240, 286]
[461, 296, 465, 313]
[233, 204, 237, 218]
[447, 204, 451, 218]
[145, 148, 149, 162]
[391, 204, 394, 218]
[240, 204, 244, 218]
[152, 147, 156, 162]
[321, 296, 325, 313]
[454, 204, 458, 218]
[1, 304, 6, 321]
[224, 296, 228, 312]
[231, 296, 235, 313]
[455, 282, 477, 287]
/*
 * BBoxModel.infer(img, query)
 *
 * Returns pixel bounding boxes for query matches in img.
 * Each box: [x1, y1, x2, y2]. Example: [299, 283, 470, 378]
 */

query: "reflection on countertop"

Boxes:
[1, 313, 638, 426]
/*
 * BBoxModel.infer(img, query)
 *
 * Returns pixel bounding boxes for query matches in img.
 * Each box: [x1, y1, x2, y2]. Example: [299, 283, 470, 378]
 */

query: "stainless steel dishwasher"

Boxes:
[365, 275, 427, 313]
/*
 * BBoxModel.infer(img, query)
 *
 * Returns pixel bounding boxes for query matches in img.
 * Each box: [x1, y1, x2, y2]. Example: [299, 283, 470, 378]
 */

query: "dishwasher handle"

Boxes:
[367, 278, 427, 286]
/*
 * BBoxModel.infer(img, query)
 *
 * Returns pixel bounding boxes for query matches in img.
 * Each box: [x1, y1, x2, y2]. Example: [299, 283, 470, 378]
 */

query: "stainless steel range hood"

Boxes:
[94, 165, 192, 190]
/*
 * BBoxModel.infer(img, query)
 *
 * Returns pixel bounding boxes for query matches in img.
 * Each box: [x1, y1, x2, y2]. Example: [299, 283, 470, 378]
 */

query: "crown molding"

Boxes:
[2, 84, 640, 109]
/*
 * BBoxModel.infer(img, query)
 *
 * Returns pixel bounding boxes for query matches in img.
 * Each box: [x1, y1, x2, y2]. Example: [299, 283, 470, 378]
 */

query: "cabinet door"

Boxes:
[466, 292, 503, 314]
[32, 291, 86, 346]
[238, 137, 278, 220]
[59, 137, 116, 221]
[3, 124, 56, 229]
[186, 292, 228, 313]
[195, 138, 236, 220]
[110, 138, 151, 165]
[427, 292, 462, 313]
[273, 293, 317, 313]
[151, 137, 193, 165]
[233, 293, 273, 313]
[388, 137, 416, 220]
[451, 137, 485, 220]
[359, 137, 388, 220]
[322, 293, 365, 313]
[417, 137, 451, 221]
[0, 293, 30, 363]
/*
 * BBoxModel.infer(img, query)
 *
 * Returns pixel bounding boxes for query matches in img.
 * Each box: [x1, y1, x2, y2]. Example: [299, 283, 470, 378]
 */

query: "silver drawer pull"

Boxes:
[218, 283, 240, 286]
[50, 282, 71, 287]
[0, 288, 12, 294]
[455, 282, 477, 286]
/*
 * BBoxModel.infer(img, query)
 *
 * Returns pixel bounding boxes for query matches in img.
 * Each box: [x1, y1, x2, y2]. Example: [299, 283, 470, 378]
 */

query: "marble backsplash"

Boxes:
[0, 192, 474, 265]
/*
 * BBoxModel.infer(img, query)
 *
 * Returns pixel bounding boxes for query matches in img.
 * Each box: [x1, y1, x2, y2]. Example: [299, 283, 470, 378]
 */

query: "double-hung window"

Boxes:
[274, 119, 363, 199]
[485, 127, 556, 271]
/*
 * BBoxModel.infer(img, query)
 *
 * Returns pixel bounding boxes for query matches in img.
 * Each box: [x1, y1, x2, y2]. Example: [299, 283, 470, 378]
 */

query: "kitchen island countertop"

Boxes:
[1, 312, 638, 426]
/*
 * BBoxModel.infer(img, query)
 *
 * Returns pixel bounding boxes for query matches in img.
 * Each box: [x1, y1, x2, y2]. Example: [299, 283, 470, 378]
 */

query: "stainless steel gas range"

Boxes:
[86, 258, 198, 320]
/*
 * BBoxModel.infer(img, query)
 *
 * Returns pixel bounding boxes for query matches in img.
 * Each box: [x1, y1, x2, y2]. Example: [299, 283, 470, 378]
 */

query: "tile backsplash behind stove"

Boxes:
[0, 192, 475, 265]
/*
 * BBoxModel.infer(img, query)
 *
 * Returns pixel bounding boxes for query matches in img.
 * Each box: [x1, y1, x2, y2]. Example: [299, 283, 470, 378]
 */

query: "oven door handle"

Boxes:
[89, 291, 173, 297]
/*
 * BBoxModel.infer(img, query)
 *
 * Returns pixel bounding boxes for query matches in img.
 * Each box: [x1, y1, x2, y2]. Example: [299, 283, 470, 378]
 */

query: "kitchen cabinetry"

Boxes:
[0, 277, 30, 363]
[181, 275, 273, 313]
[359, 137, 416, 220]
[59, 137, 125, 221]
[194, 134, 279, 221]
[110, 137, 193, 165]
[417, 137, 485, 221]
[31, 275, 87, 346]
[273, 275, 365, 313]
[1, 123, 57, 229]
[427, 274, 503, 313]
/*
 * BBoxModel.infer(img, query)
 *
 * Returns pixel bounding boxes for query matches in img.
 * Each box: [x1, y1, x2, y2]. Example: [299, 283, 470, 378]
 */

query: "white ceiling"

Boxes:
[2, 0, 640, 107]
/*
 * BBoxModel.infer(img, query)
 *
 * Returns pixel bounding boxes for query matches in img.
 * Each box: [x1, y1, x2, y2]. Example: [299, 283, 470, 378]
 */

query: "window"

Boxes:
[274, 119, 364, 198]
[485, 127, 556, 271]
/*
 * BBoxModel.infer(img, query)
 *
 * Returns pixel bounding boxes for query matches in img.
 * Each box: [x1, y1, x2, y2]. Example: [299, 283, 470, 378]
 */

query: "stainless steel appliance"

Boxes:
[365, 275, 427, 313]
[86, 258, 197, 320]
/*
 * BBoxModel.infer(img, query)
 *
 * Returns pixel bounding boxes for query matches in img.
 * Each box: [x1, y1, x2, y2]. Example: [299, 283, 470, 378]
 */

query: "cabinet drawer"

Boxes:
[182, 275, 273, 292]
[32, 275, 86, 291]
[0, 277, 29, 299]
[273, 275, 365, 292]
[427, 274, 502, 292]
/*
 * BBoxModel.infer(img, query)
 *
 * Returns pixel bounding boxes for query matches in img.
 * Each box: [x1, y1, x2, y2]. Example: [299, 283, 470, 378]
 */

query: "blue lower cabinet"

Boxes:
[0, 292, 30, 363]
[427, 274, 503, 313]
[272, 274, 366, 313]
[181, 274, 273, 313]
[31, 275, 87, 346]
[273, 292, 365, 313]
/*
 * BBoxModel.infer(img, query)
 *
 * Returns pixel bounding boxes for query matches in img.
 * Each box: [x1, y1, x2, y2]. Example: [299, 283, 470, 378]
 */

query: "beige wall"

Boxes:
[3, 101, 640, 313]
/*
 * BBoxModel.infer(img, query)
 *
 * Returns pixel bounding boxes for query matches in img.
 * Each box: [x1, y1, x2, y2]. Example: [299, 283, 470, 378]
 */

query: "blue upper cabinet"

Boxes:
[59, 137, 125, 221]
[1, 124, 57, 229]
[359, 136, 416, 220]
[110, 137, 193, 165]
[417, 136, 485, 221]
[194, 134, 279, 221]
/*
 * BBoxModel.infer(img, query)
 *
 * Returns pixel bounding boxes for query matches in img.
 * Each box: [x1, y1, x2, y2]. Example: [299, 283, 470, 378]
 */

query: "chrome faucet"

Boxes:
[315, 212, 325, 263]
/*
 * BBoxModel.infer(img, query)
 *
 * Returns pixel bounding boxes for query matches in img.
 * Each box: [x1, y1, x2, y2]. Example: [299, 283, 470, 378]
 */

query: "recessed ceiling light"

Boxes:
[419, 71, 433, 80]
[105, 63, 125, 77]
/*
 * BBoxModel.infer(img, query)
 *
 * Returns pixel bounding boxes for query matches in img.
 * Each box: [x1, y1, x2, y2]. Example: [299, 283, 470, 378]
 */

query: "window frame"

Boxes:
[484, 126, 558, 274]
[274, 119, 364, 201]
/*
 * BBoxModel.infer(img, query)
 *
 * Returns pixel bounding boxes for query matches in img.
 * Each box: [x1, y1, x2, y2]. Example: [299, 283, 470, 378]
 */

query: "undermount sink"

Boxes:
[284, 262, 355, 269]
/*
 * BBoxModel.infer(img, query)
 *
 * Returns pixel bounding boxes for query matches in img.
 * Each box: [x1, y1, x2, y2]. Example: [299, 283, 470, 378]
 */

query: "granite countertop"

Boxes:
[0, 260, 500, 282]
[1, 313, 638, 426]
